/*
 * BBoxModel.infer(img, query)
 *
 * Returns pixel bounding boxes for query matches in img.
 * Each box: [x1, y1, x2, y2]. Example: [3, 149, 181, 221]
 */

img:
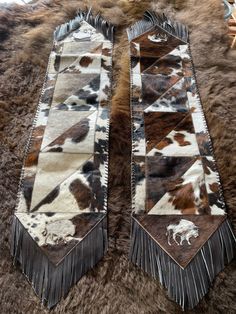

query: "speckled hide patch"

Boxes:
[130, 20, 225, 218]
[11, 11, 113, 307]
[128, 11, 235, 310]
[16, 18, 112, 260]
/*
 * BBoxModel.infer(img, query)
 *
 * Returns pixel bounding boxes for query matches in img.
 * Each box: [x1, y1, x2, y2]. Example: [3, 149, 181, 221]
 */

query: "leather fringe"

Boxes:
[127, 10, 188, 43]
[11, 215, 107, 309]
[129, 217, 235, 310]
[54, 8, 115, 42]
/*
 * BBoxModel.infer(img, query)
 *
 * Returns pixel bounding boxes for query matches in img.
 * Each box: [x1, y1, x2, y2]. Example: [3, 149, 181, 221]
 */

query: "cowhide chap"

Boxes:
[127, 11, 236, 310]
[11, 9, 114, 308]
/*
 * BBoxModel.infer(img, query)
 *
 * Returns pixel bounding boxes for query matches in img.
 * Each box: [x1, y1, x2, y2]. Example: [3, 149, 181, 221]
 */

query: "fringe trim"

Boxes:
[11, 215, 107, 309]
[127, 10, 188, 43]
[54, 8, 115, 42]
[129, 217, 236, 310]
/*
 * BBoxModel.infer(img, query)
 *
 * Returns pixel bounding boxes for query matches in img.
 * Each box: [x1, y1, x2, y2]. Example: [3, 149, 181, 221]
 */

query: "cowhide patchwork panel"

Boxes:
[129, 14, 229, 272]
[144, 78, 188, 113]
[13, 14, 112, 268]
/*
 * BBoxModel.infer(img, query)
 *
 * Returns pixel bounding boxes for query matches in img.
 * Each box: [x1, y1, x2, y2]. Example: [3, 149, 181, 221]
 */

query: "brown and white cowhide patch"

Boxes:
[14, 13, 111, 270]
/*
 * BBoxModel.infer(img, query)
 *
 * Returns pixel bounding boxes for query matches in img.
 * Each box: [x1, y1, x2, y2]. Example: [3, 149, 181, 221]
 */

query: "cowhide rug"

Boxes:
[0, 0, 235, 313]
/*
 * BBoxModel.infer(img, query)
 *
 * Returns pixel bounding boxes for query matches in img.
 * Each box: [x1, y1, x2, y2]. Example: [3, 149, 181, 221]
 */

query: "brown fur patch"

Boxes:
[156, 137, 173, 149]
[69, 178, 92, 209]
[170, 182, 197, 213]
[174, 132, 191, 146]
[209, 182, 219, 193]
[175, 113, 194, 133]
[24, 141, 41, 167]
[33, 125, 45, 138]
[144, 112, 186, 152]
[79, 56, 93, 67]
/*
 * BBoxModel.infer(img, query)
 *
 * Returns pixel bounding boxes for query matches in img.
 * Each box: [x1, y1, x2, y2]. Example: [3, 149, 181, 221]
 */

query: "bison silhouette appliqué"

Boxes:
[166, 219, 199, 246]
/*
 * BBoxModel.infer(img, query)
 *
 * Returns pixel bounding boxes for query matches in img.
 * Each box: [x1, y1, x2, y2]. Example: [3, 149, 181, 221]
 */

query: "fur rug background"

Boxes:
[0, 0, 235, 313]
